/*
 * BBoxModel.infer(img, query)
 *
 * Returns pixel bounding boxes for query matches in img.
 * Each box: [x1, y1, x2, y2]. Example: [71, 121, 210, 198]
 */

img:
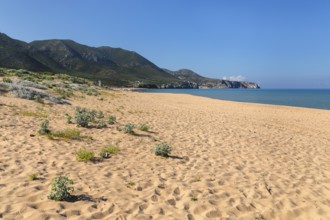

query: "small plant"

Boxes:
[99, 151, 110, 158]
[34, 94, 43, 103]
[54, 88, 73, 99]
[48, 176, 74, 201]
[99, 145, 120, 158]
[191, 195, 198, 201]
[51, 129, 81, 140]
[29, 173, 38, 181]
[138, 123, 149, 131]
[123, 123, 134, 134]
[65, 113, 72, 124]
[38, 119, 50, 135]
[103, 145, 119, 154]
[2, 77, 12, 83]
[76, 148, 95, 162]
[96, 121, 107, 129]
[127, 180, 135, 186]
[74, 107, 95, 128]
[154, 143, 172, 157]
[108, 115, 116, 124]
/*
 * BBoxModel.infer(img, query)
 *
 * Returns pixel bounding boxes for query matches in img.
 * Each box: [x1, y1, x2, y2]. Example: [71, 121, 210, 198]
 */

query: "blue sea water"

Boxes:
[143, 89, 330, 110]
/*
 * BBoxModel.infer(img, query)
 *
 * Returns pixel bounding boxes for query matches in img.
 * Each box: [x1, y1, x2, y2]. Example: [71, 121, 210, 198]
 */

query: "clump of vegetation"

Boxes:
[191, 195, 198, 201]
[29, 173, 38, 181]
[108, 115, 116, 124]
[74, 107, 106, 128]
[96, 121, 107, 129]
[127, 180, 135, 186]
[51, 129, 81, 140]
[48, 176, 74, 201]
[2, 77, 12, 83]
[138, 123, 149, 131]
[0, 81, 68, 104]
[123, 123, 134, 134]
[85, 87, 100, 96]
[154, 143, 172, 157]
[74, 107, 96, 128]
[76, 148, 95, 162]
[54, 88, 73, 99]
[65, 113, 72, 124]
[99, 145, 120, 158]
[21, 110, 48, 118]
[38, 119, 50, 135]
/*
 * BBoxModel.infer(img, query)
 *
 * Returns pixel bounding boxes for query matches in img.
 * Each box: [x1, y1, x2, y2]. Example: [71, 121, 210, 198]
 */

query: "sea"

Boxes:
[142, 89, 330, 110]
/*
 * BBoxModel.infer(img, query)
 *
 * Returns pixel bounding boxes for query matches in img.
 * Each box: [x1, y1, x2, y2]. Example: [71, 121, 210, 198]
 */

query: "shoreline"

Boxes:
[135, 88, 330, 111]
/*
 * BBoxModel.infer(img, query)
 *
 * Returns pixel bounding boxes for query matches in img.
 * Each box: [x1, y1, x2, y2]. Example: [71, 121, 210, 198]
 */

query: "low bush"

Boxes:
[54, 88, 73, 99]
[99, 145, 120, 158]
[38, 119, 50, 135]
[74, 107, 95, 128]
[123, 123, 134, 134]
[48, 176, 74, 201]
[154, 143, 172, 157]
[191, 195, 198, 201]
[76, 148, 95, 162]
[96, 121, 107, 129]
[108, 115, 116, 124]
[65, 113, 72, 124]
[51, 129, 81, 140]
[138, 123, 149, 131]
[29, 173, 38, 181]
[2, 77, 12, 83]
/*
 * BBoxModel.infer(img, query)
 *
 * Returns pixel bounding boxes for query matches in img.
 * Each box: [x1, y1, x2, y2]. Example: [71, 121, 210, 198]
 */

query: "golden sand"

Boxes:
[0, 91, 329, 219]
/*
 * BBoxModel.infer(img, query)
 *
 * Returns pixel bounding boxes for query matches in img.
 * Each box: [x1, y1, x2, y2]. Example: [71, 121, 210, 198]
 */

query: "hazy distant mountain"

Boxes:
[0, 33, 259, 88]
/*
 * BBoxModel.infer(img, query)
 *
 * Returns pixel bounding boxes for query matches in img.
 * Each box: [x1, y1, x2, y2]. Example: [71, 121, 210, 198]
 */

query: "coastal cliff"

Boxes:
[134, 69, 260, 89]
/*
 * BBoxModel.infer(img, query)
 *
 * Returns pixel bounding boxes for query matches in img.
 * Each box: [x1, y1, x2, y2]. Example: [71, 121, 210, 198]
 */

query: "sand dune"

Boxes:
[0, 91, 329, 219]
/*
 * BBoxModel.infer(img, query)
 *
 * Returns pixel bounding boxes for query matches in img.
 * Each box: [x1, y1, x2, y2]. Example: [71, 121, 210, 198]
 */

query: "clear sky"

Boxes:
[1, 0, 330, 88]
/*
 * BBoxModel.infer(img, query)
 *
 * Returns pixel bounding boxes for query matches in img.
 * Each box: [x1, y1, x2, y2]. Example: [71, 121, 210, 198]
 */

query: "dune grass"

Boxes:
[50, 128, 81, 140]
[76, 148, 95, 162]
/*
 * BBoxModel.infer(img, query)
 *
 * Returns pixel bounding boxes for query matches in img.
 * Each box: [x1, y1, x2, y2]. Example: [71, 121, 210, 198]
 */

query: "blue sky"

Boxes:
[1, 0, 330, 88]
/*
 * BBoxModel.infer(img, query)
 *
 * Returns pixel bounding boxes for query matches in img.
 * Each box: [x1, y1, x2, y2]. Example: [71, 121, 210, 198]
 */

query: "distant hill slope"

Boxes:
[0, 33, 259, 88]
[0, 33, 177, 86]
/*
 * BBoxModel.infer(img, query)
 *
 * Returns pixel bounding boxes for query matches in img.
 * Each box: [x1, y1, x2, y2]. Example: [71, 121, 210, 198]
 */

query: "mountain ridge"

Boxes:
[0, 33, 259, 88]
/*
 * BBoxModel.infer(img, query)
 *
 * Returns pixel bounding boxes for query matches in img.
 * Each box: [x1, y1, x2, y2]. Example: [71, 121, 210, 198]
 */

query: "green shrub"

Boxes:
[108, 115, 116, 124]
[48, 176, 74, 201]
[76, 148, 95, 162]
[38, 119, 50, 135]
[51, 129, 81, 140]
[154, 143, 172, 157]
[96, 121, 107, 129]
[74, 107, 95, 127]
[138, 123, 149, 131]
[123, 123, 134, 134]
[99, 145, 120, 158]
[54, 88, 73, 99]
[29, 173, 38, 181]
[191, 195, 198, 201]
[65, 113, 72, 124]
[2, 77, 12, 83]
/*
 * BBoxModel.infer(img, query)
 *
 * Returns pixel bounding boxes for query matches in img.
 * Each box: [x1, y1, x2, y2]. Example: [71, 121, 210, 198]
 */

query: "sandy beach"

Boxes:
[0, 90, 329, 220]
